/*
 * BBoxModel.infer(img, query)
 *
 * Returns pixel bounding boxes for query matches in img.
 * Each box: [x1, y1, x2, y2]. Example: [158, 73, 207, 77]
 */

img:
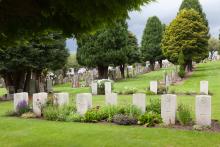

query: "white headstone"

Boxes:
[14, 92, 29, 112]
[91, 82, 98, 95]
[33, 92, 48, 116]
[200, 81, 208, 95]
[53, 93, 69, 106]
[105, 93, 117, 105]
[105, 82, 111, 95]
[161, 94, 177, 125]
[132, 93, 146, 113]
[150, 81, 157, 94]
[76, 93, 92, 115]
[196, 95, 211, 126]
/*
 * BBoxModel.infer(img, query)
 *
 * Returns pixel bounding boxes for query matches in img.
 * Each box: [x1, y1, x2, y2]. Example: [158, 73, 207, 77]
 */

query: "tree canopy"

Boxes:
[141, 16, 164, 70]
[77, 21, 128, 79]
[0, 0, 153, 44]
[0, 31, 69, 93]
[208, 37, 220, 59]
[179, 0, 208, 27]
[161, 9, 209, 71]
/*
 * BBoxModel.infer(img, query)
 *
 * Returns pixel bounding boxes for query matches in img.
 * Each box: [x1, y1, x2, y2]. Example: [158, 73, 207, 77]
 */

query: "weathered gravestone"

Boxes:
[14, 92, 29, 112]
[33, 92, 48, 116]
[53, 93, 69, 106]
[105, 93, 117, 105]
[105, 82, 111, 95]
[76, 93, 92, 115]
[161, 94, 176, 125]
[46, 79, 53, 93]
[91, 82, 97, 95]
[132, 93, 146, 113]
[196, 95, 211, 126]
[200, 81, 208, 95]
[150, 81, 157, 94]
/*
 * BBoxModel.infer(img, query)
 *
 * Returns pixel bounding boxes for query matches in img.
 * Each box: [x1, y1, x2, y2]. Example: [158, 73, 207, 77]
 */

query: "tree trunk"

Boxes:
[126, 65, 129, 78]
[97, 66, 108, 79]
[24, 70, 31, 92]
[158, 60, 163, 68]
[150, 61, 155, 71]
[187, 60, 193, 72]
[119, 64, 125, 79]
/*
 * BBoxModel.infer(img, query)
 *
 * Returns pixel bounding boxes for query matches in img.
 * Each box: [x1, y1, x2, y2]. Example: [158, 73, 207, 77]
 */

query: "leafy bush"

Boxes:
[97, 79, 114, 95]
[147, 98, 161, 114]
[66, 113, 85, 122]
[157, 85, 167, 94]
[85, 107, 101, 122]
[113, 114, 137, 125]
[138, 112, 162, 127]
[145, 90, 156, 95]
[16, 100, 30, 115]
[117, 87, 138, 95]
[178, 65, 185, 78]
[43, 105, 76, 121]
[123, 105, 142, 117]
[42, 106, 59, 121]
[98, 105, 122, 121]
[177, 103, 192, 125]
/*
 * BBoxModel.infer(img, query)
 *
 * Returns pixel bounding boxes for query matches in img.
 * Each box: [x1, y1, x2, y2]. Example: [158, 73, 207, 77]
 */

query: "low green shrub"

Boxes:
[117, 87, 138, 95]
[147, 98, 161, 114]
[145, 90, 156, 95]
[157, 85, 167, 94]
[98, 105, 122, 122]
[85, 107, 101, 122]
[42, 106, 59, 121]
[138, 111, 162, 127]
[66, 113, 85, 122]
[123, 105, 142, 117]
[177, 103, 192, 125]
[112, 114, 137, 125]
[178, 65, 185, 78]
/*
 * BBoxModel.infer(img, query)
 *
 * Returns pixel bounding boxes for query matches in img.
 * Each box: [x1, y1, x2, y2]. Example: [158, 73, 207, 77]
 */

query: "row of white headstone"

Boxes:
[14, 92, 211, 126]
[149, 80, 209, 95]
[92, 80, 209, 95]
[14, 92, 69, 117]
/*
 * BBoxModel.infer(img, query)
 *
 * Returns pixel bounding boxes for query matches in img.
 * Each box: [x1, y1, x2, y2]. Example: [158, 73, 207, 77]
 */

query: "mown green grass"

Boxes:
[1, 62, 220, 146]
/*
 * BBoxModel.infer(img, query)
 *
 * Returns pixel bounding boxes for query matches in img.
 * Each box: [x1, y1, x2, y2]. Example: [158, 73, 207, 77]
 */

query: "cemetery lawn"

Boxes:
[1, 61, 220, 146]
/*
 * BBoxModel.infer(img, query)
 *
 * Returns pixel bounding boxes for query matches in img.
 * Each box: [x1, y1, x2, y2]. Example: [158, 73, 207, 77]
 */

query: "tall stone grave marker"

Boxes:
[161, 94, 176, 125]
[33, 92, 48, 116]
[53, 93, 69, 106]
[14, 92, 29, 112]
[46, 79, 53, 93]
[76, 93, 92, 115]
[200, 81, 208, 95]
[150, 81, 157, 94]
[105, 93, 117, 105]
[91, 81, 98, 95]
[132, 93, 146, 113]
[105, 82, 111, 95]
[196, 95, 211, 126]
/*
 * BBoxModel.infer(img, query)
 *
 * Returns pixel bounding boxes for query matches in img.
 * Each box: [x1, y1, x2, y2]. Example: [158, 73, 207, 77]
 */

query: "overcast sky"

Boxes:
[66, 0, 220, 52]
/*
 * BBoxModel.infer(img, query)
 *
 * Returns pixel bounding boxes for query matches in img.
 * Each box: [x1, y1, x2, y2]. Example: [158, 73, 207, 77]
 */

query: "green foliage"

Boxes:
[116, 87, 138, 95]
[138, 112, 162, 127]
[21, 112, 37, 119]
[147, 98, 161, 114]
[179, 0, 208, 27]
[0, 0, 153, 44]
[85, 107, 101, 122]
[66, 113, 85, 122]
[177, 103, 192, 126]
[178, 65, 186, 78]
[0, 31, 69, 92]
[43, 106, 59, 121]
[157, 85, 167, 94]
[208, 38, 220, 58]
[141, 16, 164, 68]
[162, 9, 209, 65]
[112, 114, 137, 125]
